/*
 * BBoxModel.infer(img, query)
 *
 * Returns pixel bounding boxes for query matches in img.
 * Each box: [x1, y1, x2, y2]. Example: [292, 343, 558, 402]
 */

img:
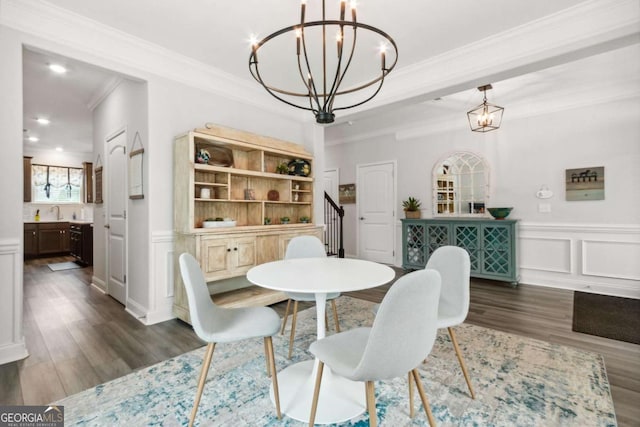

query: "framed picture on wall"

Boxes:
[339, 183, 356, 204]
[565, 166, 604, 201]
[94, 166, 103, 204]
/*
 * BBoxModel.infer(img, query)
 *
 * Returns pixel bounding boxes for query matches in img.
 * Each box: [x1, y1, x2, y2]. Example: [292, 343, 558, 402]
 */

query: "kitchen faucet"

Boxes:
[51, 205, 61, 220]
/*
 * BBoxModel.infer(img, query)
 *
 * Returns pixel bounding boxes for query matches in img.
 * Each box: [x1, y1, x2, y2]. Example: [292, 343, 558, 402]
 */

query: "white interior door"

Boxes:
[323, 168, 339, 203]
[357, 161, 396, 264]
[107, 131, 127, 305]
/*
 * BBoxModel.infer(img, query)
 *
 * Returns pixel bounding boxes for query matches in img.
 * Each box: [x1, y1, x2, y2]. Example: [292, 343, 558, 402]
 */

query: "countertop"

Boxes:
[24, 219, 94, 224]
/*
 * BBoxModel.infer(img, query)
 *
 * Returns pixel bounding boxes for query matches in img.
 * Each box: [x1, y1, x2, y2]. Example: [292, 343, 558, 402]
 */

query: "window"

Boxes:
[432, 152, 489, 216]
[32, 164, 83, 203]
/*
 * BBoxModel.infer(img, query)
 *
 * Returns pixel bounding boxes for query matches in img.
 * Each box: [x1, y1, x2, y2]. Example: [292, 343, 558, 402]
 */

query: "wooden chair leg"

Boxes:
[325, 310, 329, 331]
[365, 381, 377, 427]
[280, 299, 291, 335]
[189, 342, 215, 427]
[408, 371, 415, 418]
[264, 337, 281, 419]
[264, 339, 271, 377]
[448, 327, 475, 399]
[411, 368, 436, 427]
[309, 361, 325, 426]
[288, 300, 299, 359]
[331, 299, 340, 332]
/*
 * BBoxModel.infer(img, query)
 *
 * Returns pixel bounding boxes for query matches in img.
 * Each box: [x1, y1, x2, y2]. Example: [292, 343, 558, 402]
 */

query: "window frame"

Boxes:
[31, 163, 84, 204]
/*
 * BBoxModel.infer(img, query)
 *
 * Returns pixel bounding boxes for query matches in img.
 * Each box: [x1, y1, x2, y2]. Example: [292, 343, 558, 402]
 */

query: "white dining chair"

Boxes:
[426, 245, 475, 399]
[280, 235, 341, 359]
[308, 268, 442, 427]
[178, 253, 282, 427]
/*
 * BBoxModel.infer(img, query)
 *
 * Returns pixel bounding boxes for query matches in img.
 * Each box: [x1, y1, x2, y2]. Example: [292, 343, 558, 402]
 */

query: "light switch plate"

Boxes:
[538, 203, 551, 213]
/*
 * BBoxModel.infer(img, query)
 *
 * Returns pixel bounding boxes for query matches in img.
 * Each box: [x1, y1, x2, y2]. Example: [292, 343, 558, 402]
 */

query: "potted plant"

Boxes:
[280, 216, 290, 224]
[299, 216, 310, 223]
[402, 197, 422, 219]
[264, 217, 271, 225]
[275, 162, 289, 174]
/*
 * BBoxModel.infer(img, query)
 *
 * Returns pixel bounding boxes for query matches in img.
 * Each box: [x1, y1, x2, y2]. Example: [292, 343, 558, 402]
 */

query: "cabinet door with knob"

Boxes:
[24, 223, 38, 258]
[199, 235, 257, 280]
[38, 222, 70, 255]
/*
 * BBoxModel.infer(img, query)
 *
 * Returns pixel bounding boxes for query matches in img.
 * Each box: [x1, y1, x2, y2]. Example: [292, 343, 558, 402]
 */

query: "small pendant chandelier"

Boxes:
[467, 84, 504, 133]
[249, 0, 398, 124]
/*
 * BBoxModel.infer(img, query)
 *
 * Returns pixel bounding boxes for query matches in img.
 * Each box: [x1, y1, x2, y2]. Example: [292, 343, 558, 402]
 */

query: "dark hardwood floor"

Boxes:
[1, 258, 638, 426]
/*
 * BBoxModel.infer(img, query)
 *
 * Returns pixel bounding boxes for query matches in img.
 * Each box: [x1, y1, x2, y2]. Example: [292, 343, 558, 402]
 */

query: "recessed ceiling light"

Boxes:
[36, 118, 50, 125]
[48, 63, 67, 74]
[55, 147, 63, 152]
[28, 136, 39, 142]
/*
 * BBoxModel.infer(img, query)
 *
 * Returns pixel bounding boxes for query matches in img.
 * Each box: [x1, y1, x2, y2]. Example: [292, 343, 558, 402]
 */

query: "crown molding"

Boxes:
[87, 76, 123, 111]
[2, 0, 638, 128]
[335, 0, 640, 122]
[393, 85, 640, 142]
[0, 0, 299, 121]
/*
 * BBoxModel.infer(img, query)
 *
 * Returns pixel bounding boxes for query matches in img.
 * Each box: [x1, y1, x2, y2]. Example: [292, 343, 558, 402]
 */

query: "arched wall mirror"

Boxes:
[432, 152, 489, 216]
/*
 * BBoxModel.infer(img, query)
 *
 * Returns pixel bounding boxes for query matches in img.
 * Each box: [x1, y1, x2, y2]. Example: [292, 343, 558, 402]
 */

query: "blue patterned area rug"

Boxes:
[55, 297, 616, 426]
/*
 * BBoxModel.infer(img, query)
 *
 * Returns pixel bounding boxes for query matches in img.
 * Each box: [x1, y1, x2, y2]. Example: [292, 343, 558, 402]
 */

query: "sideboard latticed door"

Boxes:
[401, 218, 518, 285]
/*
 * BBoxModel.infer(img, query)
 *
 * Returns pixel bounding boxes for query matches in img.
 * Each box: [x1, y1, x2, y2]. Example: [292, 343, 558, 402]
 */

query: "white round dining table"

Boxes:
[247, 257, 395, 424]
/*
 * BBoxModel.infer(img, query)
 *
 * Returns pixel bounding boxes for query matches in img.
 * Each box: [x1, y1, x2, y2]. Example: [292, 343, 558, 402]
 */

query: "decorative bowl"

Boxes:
[487, 207, 513, 220]
[287, 159, 311, 177]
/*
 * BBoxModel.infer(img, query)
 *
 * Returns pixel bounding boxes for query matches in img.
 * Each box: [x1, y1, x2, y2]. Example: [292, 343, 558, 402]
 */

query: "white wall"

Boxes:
[92, 79, 149, 321]
[0, 25, 27, 364]
[325, 96, 640, 297]
[0, 19, 309, 361]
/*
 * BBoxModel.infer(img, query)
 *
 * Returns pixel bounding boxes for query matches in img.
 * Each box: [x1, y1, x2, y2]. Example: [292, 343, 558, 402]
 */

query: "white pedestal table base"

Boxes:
[270, 360, 366, 424]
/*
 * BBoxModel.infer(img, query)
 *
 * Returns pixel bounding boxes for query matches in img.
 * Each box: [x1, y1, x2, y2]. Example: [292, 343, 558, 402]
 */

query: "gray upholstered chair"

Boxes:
[427, 245, 475, 399]
[308, 268, 442, 427]
[178, 253, 281, 427]
[280, 235, 341, 359]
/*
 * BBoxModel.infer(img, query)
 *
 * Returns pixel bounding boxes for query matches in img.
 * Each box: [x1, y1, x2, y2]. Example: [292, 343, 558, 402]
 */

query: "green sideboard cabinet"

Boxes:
[402, 218, 519, 285]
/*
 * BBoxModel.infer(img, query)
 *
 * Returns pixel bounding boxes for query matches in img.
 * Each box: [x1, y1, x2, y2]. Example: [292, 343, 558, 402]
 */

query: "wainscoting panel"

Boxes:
[520, 236, 573, 274]
[146, 231, 176, 325]
[0, 239, 28, 364]
[582, 240, 640, 281]
[519, 223, 640, 299]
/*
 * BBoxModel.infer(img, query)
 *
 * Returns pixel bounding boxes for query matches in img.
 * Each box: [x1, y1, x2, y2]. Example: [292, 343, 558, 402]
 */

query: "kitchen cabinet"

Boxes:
[36, 222, 70, 255]
[24, 223, 38, 258]
[83, 162, 93, 203]
[70, 222, 93, 265]
[402, 218, 519, 284]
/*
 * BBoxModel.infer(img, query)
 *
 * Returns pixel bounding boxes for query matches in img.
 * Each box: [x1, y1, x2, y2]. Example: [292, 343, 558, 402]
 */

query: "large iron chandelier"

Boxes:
[249, 0, 398, 124]
[467, 84, 504, 133]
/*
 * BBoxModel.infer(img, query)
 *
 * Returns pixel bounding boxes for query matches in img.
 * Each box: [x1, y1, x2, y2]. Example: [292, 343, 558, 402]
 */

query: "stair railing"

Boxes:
[324, 192, 344, 258]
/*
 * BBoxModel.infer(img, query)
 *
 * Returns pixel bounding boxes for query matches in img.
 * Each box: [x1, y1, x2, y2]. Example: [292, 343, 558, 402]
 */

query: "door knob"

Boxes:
[104, 224, 110, 229]
[360, 217, 365, 220]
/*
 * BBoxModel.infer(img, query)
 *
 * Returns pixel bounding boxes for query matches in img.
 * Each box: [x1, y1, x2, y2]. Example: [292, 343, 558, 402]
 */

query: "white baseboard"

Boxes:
[144, 308, 176, 325]
[125, 298, 148, 323]
[91, 276, 107, 293]
[520, 272, 640, 299]
[0, 340, 29, 365]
